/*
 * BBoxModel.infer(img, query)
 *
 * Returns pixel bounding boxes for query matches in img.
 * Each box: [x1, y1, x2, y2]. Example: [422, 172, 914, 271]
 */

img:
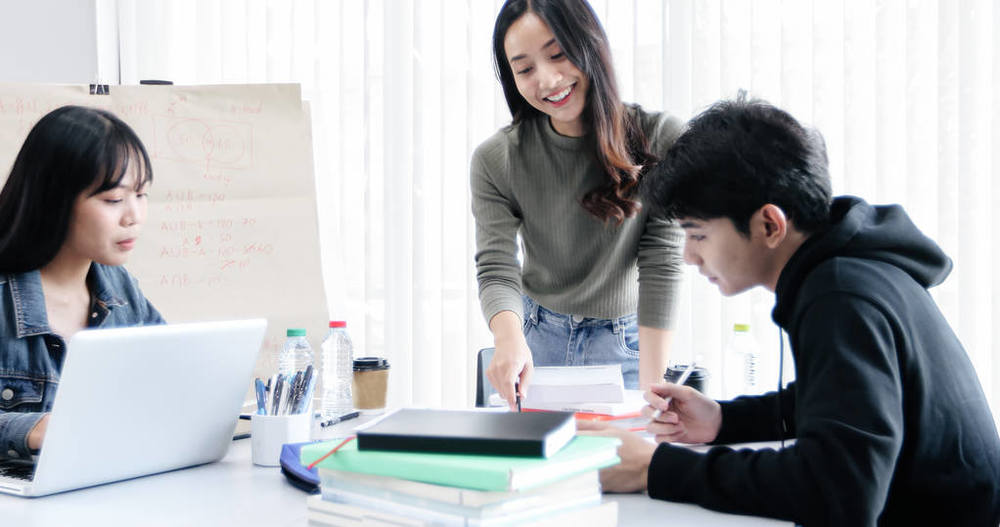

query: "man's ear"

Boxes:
[755, 204, 788, 248]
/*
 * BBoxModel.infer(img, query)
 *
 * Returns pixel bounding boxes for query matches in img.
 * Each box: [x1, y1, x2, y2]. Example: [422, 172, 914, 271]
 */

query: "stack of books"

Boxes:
[300, 409, 621, 526]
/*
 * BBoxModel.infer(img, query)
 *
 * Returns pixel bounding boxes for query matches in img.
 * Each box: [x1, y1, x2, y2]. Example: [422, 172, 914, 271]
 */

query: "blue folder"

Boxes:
[279, 440, 323, 494]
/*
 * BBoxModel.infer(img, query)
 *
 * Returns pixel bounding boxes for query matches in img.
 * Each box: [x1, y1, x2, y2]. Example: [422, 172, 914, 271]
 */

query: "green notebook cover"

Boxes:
[300, 435, 620, 491]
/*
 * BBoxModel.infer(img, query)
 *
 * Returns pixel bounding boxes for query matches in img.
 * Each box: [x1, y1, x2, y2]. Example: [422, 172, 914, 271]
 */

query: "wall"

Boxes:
[0, 0, 99, 83]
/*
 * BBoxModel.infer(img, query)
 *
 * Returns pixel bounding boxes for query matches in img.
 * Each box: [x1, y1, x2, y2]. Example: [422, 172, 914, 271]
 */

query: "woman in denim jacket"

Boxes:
[0, 106, 164, 460]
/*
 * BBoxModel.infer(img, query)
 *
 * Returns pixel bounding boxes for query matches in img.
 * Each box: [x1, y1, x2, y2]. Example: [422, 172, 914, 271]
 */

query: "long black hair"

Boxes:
[492, 0, 654, 224]
[0, 105, 153, 273]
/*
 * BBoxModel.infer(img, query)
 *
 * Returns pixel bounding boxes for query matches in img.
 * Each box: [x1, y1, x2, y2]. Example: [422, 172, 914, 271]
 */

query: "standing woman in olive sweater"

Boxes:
[472, 0, 685, 406]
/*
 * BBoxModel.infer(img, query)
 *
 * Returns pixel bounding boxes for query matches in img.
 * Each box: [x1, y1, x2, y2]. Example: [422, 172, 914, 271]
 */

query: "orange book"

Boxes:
[521, 409, 641, 421]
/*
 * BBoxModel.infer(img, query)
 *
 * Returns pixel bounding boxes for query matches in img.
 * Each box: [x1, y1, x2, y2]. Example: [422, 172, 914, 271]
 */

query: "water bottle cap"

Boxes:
[733, 323, 750, 332]
[329, 321, 347, 328]
[286, 328, 307, 337]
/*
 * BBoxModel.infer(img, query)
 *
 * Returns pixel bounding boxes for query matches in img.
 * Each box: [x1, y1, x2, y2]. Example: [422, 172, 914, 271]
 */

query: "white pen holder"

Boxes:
[250, 413, 312, 466]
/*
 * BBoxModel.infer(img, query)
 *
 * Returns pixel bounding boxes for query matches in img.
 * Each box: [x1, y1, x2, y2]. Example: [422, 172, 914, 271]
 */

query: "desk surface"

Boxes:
[0, 420, 791, 527]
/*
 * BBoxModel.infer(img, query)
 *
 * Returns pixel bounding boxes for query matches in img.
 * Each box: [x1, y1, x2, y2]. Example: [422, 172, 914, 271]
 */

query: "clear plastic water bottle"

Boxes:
[278, 328, 314, 376]
[724, 323, 760, 398]
[320, 321, 354, 418]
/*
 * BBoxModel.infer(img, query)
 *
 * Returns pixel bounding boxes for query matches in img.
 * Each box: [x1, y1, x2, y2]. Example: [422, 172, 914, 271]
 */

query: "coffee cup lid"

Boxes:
[353, 357, 390, 371]
[663, 364, 709, 380]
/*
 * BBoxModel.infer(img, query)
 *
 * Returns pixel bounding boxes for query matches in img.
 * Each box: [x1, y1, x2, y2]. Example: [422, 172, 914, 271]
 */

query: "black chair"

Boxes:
[475, 347, 497, 407]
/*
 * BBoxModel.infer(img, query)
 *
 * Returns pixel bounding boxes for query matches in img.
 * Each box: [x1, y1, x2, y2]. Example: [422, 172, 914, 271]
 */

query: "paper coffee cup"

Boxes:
[663, 364, 710, 394]
[352, 357, 389, 413]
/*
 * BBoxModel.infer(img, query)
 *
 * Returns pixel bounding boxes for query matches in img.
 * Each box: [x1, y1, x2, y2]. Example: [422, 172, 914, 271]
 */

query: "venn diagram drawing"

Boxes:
[155, 117, 254, 170]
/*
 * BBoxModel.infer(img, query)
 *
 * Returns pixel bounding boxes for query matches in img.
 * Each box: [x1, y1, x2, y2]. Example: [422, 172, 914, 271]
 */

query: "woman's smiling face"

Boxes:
[504, 12, 590, 137]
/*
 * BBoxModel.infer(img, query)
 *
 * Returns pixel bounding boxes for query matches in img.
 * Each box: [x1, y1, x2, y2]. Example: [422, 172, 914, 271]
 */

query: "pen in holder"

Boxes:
[256, 366, 316, 417]
[250, 367, 316, 466]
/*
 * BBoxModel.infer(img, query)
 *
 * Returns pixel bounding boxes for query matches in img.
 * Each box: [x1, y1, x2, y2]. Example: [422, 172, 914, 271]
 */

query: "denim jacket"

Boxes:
[0, 263, 164, 459]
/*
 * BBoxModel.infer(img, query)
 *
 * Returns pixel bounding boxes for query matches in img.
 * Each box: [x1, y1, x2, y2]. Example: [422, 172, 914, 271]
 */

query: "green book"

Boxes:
[300, 435, 621, 492]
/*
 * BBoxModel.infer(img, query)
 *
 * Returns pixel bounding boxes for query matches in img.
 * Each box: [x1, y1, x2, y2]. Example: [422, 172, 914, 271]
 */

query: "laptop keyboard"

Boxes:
[0, 460, 36, 481]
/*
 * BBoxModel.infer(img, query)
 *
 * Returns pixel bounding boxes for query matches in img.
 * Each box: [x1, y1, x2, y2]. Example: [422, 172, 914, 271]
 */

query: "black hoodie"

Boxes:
[646, 197, 1000, 526]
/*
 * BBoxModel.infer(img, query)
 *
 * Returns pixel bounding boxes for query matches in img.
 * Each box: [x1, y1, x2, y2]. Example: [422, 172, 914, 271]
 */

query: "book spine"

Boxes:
[322, 487, 604, 527]
[316, 452, 512, 491]
[307, 498, 429, 527]
[319, 469, 601, 519]
[356, 435, 544, 457]
[324, 488, 470, 526]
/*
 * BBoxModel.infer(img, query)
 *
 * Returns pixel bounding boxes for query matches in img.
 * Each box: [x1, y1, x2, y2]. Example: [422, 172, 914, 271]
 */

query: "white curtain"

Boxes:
[115, 0, 998, 418]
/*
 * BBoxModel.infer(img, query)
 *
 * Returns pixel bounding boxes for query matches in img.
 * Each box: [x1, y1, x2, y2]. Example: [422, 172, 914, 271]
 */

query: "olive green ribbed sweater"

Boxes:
[470, 105, 685, 329]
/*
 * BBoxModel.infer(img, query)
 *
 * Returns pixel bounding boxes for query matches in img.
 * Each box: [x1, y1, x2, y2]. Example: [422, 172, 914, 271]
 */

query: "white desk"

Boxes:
[0, 421, 791, 527]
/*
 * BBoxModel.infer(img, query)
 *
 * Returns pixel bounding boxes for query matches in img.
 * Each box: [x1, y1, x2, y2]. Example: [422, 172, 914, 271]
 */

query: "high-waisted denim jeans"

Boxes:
[522, 296, 640, 389]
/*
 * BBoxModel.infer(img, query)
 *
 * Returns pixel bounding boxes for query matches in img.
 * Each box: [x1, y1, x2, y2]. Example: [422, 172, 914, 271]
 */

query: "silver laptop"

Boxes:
[0, 318, 267, 497]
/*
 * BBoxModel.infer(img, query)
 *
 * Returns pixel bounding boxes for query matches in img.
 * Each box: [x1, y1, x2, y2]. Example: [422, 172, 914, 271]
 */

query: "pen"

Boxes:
[320, 411, 360, 428]
[272, 374, 285, 416]
[267, 373, 279, 415]
[287, 371, 303, 414]
[279, 374, 295, 415]
[296, 367, 317, 415]
[651, 362, 697, 421]
[292, 365, 312, 414]
[254, 378, 267, 415]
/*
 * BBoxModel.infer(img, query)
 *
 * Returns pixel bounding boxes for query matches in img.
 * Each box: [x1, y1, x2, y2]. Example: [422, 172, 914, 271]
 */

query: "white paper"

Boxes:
[522, 365, 626, 404]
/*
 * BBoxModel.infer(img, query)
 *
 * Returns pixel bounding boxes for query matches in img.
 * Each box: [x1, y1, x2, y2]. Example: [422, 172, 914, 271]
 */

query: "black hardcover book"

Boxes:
[356, 409, 577, 458]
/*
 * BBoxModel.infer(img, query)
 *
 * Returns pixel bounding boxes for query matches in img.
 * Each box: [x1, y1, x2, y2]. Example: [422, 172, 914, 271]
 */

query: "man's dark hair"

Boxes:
[642, 92, 833, 236]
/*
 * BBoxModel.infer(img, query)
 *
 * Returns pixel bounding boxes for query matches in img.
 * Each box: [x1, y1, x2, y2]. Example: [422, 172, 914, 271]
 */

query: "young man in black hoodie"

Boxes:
[578, 95, 1000, 526]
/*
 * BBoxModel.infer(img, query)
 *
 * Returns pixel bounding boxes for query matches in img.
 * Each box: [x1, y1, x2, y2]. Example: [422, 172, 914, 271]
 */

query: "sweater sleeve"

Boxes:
[710, 383, 797, 445]
[636, 110, 686, 328]
[646, 294, 905, 526]
[636, 217, 683, 328]
[470, 138, 524, 324]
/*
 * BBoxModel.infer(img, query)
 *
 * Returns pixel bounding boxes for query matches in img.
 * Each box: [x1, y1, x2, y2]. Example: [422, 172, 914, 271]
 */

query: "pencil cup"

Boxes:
[352, 357, 389, 414]
[250, 412, 311, 466]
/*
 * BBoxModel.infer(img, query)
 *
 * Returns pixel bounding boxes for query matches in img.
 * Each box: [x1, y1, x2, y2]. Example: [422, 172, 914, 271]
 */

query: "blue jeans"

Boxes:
[522, 296, 640, 389]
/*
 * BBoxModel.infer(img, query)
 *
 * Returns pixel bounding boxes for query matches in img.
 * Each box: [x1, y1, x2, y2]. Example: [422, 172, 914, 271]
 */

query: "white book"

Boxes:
[320, 486, 602, 527]
[306, 495, 618, 527]
[521, 365, 626, 405]
[320, 470, 601, 521]
[308, 495, 426, 526]
[318, 469, 599, 509]
[518, 389, 647, 416]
